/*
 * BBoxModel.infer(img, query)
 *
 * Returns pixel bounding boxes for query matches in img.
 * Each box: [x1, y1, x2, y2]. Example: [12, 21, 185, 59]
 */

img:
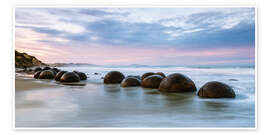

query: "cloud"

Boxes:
[15, 7, 255, 65]
[16, 8, 86, 34]
[15, 7, 255, 47]
[160, 8, 255, 39]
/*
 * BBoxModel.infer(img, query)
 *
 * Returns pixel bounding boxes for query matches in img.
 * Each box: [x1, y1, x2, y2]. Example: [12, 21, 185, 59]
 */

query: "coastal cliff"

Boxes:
[15, 50, 46, 68]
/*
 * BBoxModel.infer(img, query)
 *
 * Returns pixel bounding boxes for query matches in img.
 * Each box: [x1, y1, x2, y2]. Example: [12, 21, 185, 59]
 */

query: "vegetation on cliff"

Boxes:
[15, 50, 46, 68]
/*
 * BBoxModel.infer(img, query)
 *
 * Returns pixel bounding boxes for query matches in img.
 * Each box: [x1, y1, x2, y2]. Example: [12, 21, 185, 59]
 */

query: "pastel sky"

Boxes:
[15, 7, 255, 65]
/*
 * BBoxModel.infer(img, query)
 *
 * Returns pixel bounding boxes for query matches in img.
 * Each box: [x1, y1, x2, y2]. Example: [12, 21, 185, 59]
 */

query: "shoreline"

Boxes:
[15, 75, 60, 91]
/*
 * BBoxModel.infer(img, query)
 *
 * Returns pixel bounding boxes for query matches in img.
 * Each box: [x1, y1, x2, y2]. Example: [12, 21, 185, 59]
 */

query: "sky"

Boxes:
[15, 7, 255, 66]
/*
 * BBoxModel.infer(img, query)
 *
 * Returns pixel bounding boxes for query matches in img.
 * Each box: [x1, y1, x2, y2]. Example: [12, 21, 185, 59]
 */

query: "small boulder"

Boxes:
[156, 72, 166, 78]
[43, 66, 51, 71]
[104, 71, 125, 84]
[55, 71, 67, 81]
[141, 72, 155, 80]
[34, 71, 42, 79]
[60, 72, 80, 82]
[158, 73, 196, 93]
[94, 72, 101, 75]
[121, 77, 141, 87]
[142, 75, 164, 89]
[49, 69, 57, 75]
[51, 68, 60, 74]
[34, 67, 42, 72]
[198, 81, 236, 98]
[38, 70, 55, 79]
[126, 75, 141, 80]
[73, 71, 87, 80]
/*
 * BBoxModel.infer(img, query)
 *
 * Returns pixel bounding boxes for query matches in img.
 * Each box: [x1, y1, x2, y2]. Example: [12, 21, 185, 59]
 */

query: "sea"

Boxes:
[15, 64, 256, 128]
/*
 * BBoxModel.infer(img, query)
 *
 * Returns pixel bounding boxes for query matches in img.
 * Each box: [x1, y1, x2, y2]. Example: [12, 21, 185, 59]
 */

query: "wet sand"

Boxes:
[15, 78, 57, 91]
[15, 75, 255, 128]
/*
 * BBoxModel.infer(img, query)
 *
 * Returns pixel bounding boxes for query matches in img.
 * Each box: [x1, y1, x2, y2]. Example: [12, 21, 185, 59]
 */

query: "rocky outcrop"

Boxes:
[15, 50, 46, 68]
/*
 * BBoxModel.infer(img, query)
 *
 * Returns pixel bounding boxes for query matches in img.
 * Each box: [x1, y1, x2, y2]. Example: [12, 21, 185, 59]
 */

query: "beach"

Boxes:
[15, 65, 255, 128]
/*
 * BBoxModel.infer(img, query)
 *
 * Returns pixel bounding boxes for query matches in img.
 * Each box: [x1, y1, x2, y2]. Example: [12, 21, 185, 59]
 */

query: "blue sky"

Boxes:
[15, 7, 255, 65]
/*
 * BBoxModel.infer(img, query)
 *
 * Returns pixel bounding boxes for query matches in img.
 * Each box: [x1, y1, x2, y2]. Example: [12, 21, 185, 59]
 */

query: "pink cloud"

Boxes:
[15, 28, 254, 65]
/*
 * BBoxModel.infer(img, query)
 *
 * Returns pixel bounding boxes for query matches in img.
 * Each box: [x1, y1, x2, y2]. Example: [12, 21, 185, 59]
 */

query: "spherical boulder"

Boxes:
[55, 71, 67, 81]
[198, 81, 236, 98]
[51, 68, 60, 74]
[156, 72, 166, 78]
[60, 72, 80, 82]
[49, 69, 57, 75]
[141, 72, 155, 80]
[158, 73, 196, 93]
[104, 71, 125, 84]
[142, 75, 164, 89]
[38, 70, 55, 79]
[73, 71, 87, 80]
[121, 77, 141, 87]
[34, 71, 41, 79]
[126, 75, 141, 80]
[43, 66, 51, 71]
[34, 67, 42, 72]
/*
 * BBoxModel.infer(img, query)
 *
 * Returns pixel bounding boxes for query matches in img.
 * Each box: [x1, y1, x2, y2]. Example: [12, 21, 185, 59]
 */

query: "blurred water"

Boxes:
[15, 65, 255, 128]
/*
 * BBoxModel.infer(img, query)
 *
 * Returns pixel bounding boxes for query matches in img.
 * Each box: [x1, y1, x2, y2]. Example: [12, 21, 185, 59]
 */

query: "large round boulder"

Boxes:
[104, 71, 125, 84]
[38, 70, 55, 79]
[55, 71, 67, 81]
[198, 81, 236, 98]
[60, 72, 80, 82]
[73, 71, 87, 80]
[33, 71, 41, 79]
[158, 73, 196, 93]
[121, 77, 141, 87]
[141, 72, 155, 80]
[142, 75, 164, 89]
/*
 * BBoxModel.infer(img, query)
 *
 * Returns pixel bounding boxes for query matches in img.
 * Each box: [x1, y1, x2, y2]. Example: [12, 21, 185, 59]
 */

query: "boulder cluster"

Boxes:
[103, 71, 236, 98]
[20, 66, 236, 98]
[30, 66, 87, 83]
